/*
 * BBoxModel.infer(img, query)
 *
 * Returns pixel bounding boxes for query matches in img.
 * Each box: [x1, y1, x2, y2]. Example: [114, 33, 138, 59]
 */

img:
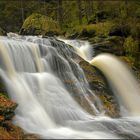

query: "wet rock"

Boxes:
[51, 38, 120, 117]
[0, 126, 14, 139]
[23, 134, 41, 139]
[89, 36, 125, 56]
[0, 95, 17, 119]
[67, 32, 79, 39]
[2, 121, 24, 138]
[79, 60, 120, 117]
[93, 41, 114, 55]
[0, 94, 39, 139]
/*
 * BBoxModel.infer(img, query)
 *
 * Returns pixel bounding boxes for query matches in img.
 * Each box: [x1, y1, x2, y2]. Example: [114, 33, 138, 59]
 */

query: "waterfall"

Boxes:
[0, 35, 140, 138]
[60, 38, 140, 116]
[90, 54, 140, 116]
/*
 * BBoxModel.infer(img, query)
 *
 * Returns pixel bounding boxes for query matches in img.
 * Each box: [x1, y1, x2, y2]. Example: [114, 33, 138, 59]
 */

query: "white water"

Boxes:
[58, 38, 93, 61]
[0, 35, 140, 138]
[90, 54, 140, 116]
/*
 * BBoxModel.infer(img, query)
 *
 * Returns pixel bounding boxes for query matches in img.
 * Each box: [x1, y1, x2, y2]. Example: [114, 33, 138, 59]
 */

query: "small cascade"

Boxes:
[60, 38, 140, 116]
[58, 38, 93, 61]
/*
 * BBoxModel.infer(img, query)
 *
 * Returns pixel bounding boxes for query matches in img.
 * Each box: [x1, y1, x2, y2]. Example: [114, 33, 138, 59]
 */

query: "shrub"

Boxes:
[66, 21, 114, 38]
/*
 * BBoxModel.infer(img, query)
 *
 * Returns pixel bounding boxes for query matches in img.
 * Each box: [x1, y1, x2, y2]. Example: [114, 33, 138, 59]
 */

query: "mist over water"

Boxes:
[0, 34, 140, 138]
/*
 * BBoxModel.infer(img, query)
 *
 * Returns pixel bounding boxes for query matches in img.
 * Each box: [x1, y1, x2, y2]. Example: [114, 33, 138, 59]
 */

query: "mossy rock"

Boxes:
[20, 13, 60, 36]
[65, 21, 114, 39]
[88, 36, 105, 44]
[120, 56, 140, 80]
[105, 36, 124, 45]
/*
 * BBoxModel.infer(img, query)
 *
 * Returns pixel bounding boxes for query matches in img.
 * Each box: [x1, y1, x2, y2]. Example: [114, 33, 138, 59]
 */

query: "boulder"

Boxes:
[20, 13, 60, 36]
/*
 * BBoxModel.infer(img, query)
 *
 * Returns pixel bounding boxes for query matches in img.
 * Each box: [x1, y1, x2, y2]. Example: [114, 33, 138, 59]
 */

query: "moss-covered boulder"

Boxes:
[20, 13, 60, 36]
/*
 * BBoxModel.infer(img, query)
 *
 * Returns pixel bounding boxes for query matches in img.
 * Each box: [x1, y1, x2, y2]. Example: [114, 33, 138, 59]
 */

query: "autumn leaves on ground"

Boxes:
[0, 0, 139, 139]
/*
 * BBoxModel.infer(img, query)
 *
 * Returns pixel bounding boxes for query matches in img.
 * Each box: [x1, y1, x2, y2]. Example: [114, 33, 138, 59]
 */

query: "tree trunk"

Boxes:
[20, 0, 25, 24]
[77, 0, 82, 25]
[84, 0, 89, 22]
[57, 0, 63, 27]
[85, 0, 94, 22]
[125, 0, 128, 18]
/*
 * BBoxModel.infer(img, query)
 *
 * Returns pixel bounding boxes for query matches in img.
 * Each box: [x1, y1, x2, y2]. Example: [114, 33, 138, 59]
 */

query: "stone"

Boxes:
[78, 59, 120, 117]
[0, 95, 17, 118]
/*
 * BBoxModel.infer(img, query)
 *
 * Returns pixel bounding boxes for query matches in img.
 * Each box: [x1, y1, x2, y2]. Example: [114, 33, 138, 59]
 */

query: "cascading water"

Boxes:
[0, 34, 140, 139]
[90, 54, 140, 116]
[57, 38, 93, 61]
[60, 38, 140, 116]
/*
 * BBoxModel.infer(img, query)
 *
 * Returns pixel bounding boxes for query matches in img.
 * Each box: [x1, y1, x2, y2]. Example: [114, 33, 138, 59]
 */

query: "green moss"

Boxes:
[120, 56, 135, 67]
[20, 13, 60, 36]
[0, 93, 8, 99]
[66, 21, 114, 38]
[123, 36, 139, 57]
[98, 95, 120, 117]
